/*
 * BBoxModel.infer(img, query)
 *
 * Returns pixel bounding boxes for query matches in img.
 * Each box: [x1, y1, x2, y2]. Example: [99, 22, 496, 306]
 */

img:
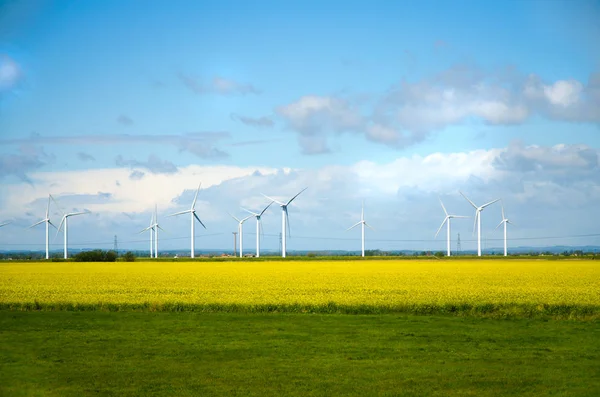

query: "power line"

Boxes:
[2, 231, 600, 248]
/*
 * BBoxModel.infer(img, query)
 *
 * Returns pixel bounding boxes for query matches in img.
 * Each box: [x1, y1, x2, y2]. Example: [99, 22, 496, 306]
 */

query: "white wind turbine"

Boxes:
[140, 205, 163, 258]
[152, 205, 165, 258]
[242, 201, 274, 258]
[170, 183, 206, 258]
[495, 201, 515, 257]
[55, 206, 90, 259]
[460, 192, 500, 257]
[435, 197, 468, 257]
[228, 213, 253, 258]
[346, 201, 373, 257]
[29, 195, 56, 259]
[262, 187, 307, 258]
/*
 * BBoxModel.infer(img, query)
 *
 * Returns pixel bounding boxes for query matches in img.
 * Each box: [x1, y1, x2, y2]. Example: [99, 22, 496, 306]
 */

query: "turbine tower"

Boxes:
[242, 201, 274, 258]
[495, 201, 514, 257]
[460, 192, 499, 257]
[56, 210, 90, 259]
[29, 195, 56, 259]
[262, 187, 307, 258]
[170, 183, 206, 258]
[346, 201, 373, 257]
[152, 205, 164, 258]
[435, 197, 468, 257]
[228, 213, 253, 258]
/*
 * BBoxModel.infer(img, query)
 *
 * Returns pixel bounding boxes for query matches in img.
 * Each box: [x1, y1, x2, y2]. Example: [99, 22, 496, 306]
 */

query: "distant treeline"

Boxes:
[0, 249, 597, 261]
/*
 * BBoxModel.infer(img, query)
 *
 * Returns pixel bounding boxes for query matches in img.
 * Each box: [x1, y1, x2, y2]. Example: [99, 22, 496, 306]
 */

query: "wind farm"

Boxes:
[1, 184, 591, 259]
[1, 1, 599, 396]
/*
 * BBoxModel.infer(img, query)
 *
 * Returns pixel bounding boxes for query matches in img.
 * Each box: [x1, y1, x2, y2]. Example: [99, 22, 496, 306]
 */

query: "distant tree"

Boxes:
[74, 250, 117, 262]
[122, 251, 136, 262]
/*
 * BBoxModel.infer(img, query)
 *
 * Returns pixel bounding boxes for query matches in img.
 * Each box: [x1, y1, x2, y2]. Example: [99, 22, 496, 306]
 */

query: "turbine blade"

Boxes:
[139, 225, 153, 233]
[346, 221, 361, 231]
[67, 211, 89, 217]
[192, 183, 202, 209]
[54, 217, 66, 241]
[501, 201, 505, 220]
[285, 187, 308, 206]
[438, 197, 448, 216]
[241, 215, 253, 223]
[495, 220, 504, 230]
[241, 207, 259, 216]
[261, 194, 285, 206]
[228, 212, 241, 223]
[507, 220, 516, 227]
[169, 210, 191, 217]
[361, 200, 364, 221]
[50, 194, 65, 216]
[29, 220, 45, 229]
[48, 220, 57, 230]
[481, 198, 500, 209]
[460, 191, 478, 209]
[259, 200, 274, 216]
[194, 212, 207, 229]
[365, 222, 375, 231]
[157, 225, 167, 233]
[0, 221, 11, 228]
[46, 195, 51, 218]
[435, 217, 448, 238]
[450, 215, 469, 219]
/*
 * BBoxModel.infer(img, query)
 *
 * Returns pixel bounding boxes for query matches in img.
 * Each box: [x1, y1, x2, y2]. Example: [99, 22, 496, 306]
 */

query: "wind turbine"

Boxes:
[262, 187, 307, 258]
[170, 183, 206, 258]
[152, 205, 165, 258]
[242, 201, 274, 258]
[435, 197, 468, 257]
[495, 201, 514, 257]
[140, 207, 157, 258]
[56, 210, 90, 259]
[228, 213, 253, 258]
[460, 192, 500, 257]
[346, 201, 373, 257]
[29, 195, 56, 259]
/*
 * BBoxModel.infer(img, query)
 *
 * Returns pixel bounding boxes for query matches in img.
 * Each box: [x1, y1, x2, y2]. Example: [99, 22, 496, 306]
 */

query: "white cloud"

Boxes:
[1, 143, 599, 251]
[0, 55, 22, 91]
[276, 66, 600, 154]
[178, 73, 260, 95]
[542, 80, 583, 107]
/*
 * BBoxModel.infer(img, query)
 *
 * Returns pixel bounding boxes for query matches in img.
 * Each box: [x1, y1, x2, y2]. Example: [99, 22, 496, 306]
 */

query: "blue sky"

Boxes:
[1, 0, 599, 253]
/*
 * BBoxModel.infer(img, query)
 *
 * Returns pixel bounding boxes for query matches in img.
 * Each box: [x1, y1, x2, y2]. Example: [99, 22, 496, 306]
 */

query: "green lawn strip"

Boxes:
[2, 301, 599, 320]
[0, 312, 598, 396]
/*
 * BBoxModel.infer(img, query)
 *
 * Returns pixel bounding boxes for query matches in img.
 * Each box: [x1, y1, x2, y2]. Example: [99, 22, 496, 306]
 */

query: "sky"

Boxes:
[1, 0, 599, 254]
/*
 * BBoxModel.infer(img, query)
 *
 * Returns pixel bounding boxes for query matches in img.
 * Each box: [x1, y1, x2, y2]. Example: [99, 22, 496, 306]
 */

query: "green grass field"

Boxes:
[1, 311, 599, 396]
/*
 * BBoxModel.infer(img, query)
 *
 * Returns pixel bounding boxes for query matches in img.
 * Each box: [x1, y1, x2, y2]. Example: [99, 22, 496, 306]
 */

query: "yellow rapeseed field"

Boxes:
[1, 259, 599, 317]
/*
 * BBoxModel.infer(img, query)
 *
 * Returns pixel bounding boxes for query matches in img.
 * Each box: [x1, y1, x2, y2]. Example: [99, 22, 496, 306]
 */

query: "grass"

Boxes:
[1, 311, 599, 396]
[1, 259, 599, 319]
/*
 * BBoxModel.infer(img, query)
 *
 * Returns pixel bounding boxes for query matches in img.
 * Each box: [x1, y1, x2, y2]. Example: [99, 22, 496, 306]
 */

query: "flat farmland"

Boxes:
[2, 259, 600, 396]
[1, 259, 599, 318]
